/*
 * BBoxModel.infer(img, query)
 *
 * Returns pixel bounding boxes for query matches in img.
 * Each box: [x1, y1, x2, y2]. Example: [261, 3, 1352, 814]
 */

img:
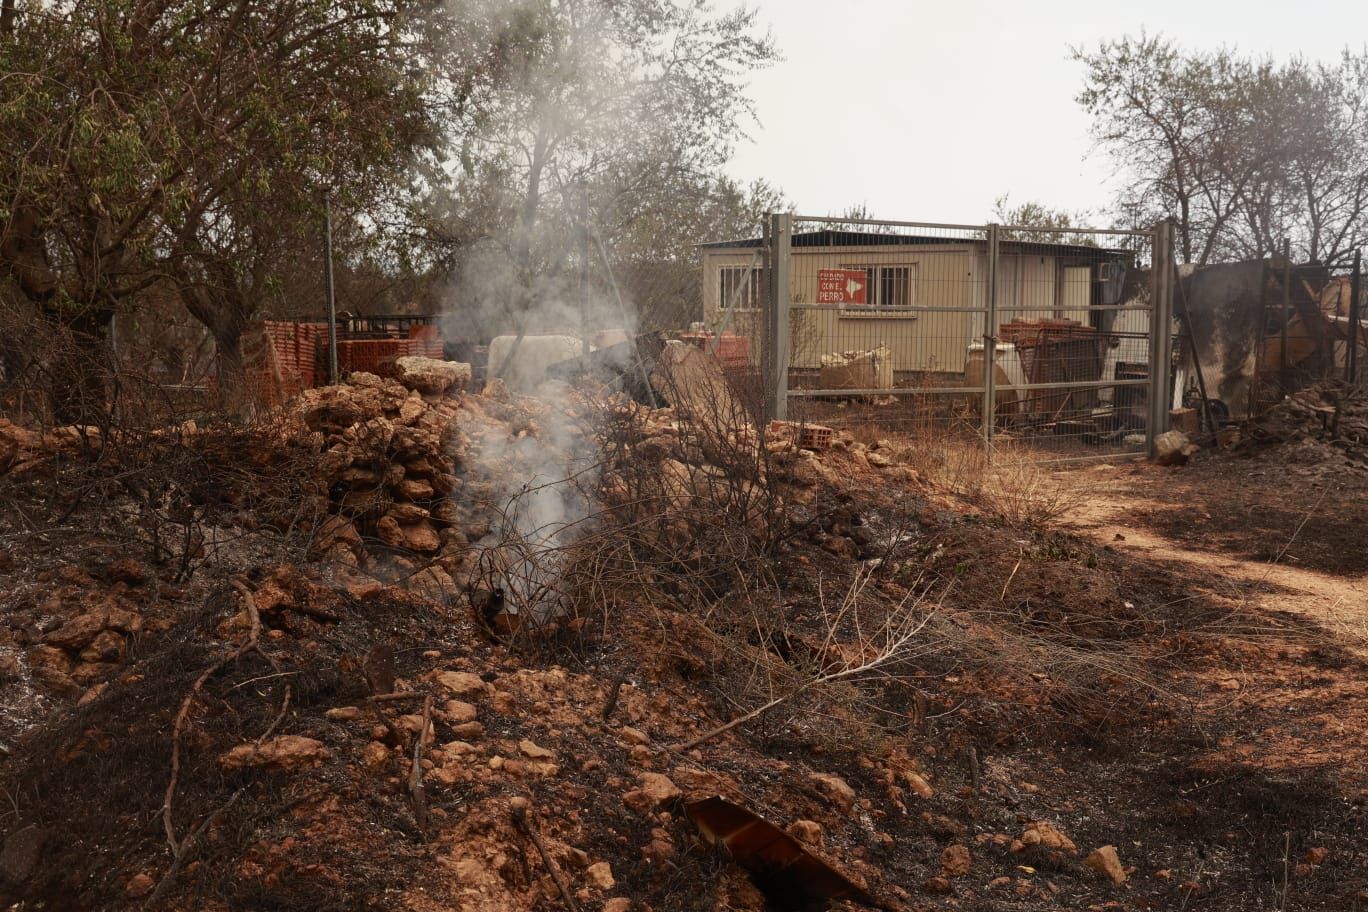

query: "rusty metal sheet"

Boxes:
[685, 795, 879, 910]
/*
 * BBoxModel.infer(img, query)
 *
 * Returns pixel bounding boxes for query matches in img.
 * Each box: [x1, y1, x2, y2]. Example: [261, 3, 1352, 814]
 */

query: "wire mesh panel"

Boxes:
[781, 217, 991, 448]
[989, 224, 1156, 463]
[752, 214, 1164, 464]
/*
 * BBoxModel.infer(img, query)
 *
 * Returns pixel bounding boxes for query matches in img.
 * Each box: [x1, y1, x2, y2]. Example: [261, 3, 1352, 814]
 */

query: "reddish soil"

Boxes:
[1, 384, 1365, 911]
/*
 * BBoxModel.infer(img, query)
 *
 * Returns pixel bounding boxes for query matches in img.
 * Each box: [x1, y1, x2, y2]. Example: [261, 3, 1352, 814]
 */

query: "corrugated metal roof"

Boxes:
[698, 229, 1132, 259]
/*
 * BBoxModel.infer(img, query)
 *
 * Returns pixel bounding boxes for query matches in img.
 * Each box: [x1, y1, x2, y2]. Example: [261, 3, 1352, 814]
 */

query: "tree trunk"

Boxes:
[212, 324, 246, 411]
[177, 278, 251, 415]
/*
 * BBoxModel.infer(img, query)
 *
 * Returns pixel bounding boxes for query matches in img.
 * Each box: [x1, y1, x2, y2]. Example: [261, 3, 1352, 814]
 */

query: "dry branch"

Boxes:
[409, 694, 434, 836]
[675, 569, 936, 752]
[151, 578, 291, 907]
[511, 800, 580, 912]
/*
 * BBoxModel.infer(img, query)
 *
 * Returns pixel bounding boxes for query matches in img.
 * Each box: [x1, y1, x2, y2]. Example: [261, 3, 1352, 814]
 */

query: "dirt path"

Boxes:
[1063, 462, 1365, 625]
[1057, 460, 1368, 793]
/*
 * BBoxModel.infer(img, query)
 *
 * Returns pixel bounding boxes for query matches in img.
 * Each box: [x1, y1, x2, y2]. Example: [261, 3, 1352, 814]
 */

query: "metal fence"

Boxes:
[711, 213, 1175, 464]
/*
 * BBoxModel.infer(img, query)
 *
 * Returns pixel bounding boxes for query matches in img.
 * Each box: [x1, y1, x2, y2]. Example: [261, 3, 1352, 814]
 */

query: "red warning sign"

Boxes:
[817, 269, 867, 305]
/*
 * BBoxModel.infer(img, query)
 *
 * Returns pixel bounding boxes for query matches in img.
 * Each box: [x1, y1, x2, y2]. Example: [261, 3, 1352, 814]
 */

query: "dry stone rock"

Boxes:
[78, 630, 125, 663]
[400, 521, 441, 553]
[1085, 845, 1126, 884]
[394, 478, 435, 501]
[439, 671, 487, 697]
[125, 872, 155, 897]
[519, 739, 555, 760]
[1018, 821, 1077, 855]
[811, 772, 856, 811]
[0, 825, 45, 884]
[394, 356, 471, 395]
[442, 700, 478, 723]
[219, 736, 330, 772]
[901, 769, 934, 799]
[638, 772, 681, 804]
[43, 613, 107, 650]
[1154, 429, 1199, 466]
[585, 861, 615, 891]
[362, 741, 390, 772]
[786, 820, 823, 846]
[941, 844, 972, 877]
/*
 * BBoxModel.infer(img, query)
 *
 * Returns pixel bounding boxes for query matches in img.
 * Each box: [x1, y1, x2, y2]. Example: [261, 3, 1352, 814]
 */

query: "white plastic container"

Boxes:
[964, 341, 1028, 415]
[487, 334, 584, 391]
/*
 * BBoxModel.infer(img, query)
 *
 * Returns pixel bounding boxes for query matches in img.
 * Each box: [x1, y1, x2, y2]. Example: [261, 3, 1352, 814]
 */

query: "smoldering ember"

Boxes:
[0, 4, 1366, 911]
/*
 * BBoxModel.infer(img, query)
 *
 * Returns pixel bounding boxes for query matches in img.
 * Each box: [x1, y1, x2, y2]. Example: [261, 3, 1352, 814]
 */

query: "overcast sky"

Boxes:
[724, 0, 1367, 226]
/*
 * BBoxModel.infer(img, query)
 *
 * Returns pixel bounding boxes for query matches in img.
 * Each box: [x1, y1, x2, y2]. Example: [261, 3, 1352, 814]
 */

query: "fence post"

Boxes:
[1147, 220, 1175, 454]
[765, 212, 792, 421]
[982, 223, 1000, 451]
[1347, 248, 1362, 384]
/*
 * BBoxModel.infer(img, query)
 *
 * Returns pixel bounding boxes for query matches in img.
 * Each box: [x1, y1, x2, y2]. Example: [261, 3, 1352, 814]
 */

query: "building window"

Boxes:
[719, 265, 762, 310]
[841, 264, 916, 309]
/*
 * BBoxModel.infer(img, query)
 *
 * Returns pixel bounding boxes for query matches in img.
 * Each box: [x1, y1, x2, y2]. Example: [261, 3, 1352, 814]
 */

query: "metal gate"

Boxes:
[740, 214, 1175, 463]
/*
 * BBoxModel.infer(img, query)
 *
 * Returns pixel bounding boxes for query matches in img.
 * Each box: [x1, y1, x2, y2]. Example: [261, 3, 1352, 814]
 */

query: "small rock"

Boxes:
[619, 726, 650, 746]
[1154, 429, 1199, 466]
[43, 612, 107, 650]
[438, 671, 487, 697]
[520, 739, 555, 760]
[585, 861, 615, 891]
[638, 772, 681, 805]
[325, 706, 363, 721]
[125, 873, 155, 897]
[76, 683, 108, 707]
[362, 741, 391, 772]
[941, 844, 972, 877]
[394, 478, 435, 502]
[901, 769, 934, 799]
[106, 559, 147, 585]
[450, 721, 484, 740]
[443, 700, 478, 723]
[603, 899, 631, 912]
[1085, 845, 1126, 884]
[923, 875, 952, 895]
[811, 773, 856, 811]
[1303, 846, 1328, 866]
[1018, 821, 1077, 855]
[394, 356, 471, 395]
[219, 736, 330, 772]
[786, 820, 823, 846]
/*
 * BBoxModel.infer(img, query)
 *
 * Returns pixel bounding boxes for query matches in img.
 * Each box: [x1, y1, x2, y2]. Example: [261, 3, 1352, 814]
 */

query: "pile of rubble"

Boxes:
[1242, 381, 1368, 470]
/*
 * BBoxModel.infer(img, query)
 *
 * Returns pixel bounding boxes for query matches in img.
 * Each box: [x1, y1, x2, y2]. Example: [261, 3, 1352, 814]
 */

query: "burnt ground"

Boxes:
[1116, 451, 1368, 577]
[0, 390, 1365, 912]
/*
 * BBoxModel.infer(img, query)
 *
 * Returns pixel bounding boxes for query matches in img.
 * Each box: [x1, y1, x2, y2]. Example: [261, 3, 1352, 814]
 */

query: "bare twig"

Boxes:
[151, 578, 290, 908]
[160, 579, 262, 856]
[409, 695, 434, 836]
[675, 570, 936, 752]
[600, 674, 626, 721]
[511, 799, 580, 912]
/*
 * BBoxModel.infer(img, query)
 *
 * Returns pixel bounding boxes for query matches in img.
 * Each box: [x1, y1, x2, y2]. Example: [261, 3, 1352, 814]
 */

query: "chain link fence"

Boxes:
[698, 213, 1175, 464]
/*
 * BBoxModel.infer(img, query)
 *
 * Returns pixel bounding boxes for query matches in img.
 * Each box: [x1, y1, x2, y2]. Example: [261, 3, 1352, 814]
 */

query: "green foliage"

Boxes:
[1075, 34, 1368, 266]
[0, 0, 444, 342]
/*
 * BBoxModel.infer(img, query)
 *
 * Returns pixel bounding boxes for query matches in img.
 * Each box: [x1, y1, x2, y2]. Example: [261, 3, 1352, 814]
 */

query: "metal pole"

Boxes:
[324, 193, 339, 384]
[581, 204, 591, 356]
[766, 212, 792, 421]
[1349, 249, 1363, 384]
[1161, 222, 1177, 430]
[1279, 239, 1291, 384]
[983, 224, 1000, 450]
[1146, 220, 1175, 454]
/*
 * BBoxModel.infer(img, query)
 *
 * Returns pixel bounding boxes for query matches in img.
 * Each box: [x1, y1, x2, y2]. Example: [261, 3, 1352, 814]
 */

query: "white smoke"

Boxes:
[447, 236, 637, 624]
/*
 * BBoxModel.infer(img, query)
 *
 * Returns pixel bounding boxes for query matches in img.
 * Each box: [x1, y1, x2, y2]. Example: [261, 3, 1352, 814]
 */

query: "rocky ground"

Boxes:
[0, 365, 1364, 911]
